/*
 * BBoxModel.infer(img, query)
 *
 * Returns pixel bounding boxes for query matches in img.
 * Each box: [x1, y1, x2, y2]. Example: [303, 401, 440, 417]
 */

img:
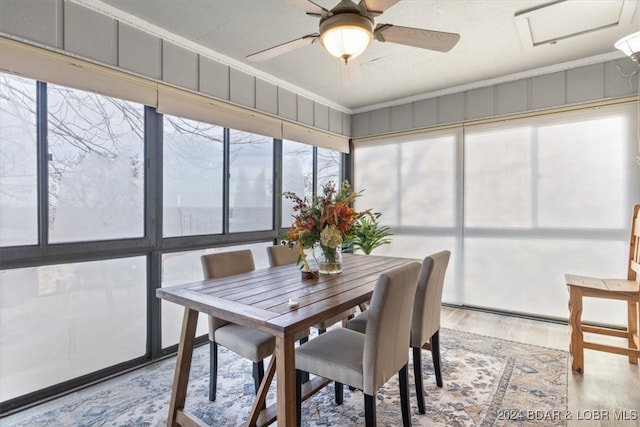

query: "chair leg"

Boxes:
[296, 369, 303, 427]
[399, 364, 411, 427]
[568, 287, 585, 373]
[335, 381, 344, 404]
[364, 393, 376, 427]
[252, 361, 265, 394]
[209, 341, 217, 402]
[431, 329, 443, 388]
[412, 346, 425, 414]
[297, 336, 310, 383]
[318, 328, 327, 334]
[252, 361, 267, 410]
[628, 300, 638, 364]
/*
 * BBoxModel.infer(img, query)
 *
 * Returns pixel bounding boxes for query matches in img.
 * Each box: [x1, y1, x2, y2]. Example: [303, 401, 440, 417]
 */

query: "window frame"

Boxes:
[0, 73, 346, 414]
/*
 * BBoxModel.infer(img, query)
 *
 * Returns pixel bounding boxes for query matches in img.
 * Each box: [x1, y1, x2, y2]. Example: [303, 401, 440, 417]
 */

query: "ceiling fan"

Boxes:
[246, 0, 460, 66]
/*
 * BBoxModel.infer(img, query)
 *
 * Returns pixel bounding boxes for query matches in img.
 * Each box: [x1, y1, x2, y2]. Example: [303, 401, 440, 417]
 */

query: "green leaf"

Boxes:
[347, 212, 393, 255]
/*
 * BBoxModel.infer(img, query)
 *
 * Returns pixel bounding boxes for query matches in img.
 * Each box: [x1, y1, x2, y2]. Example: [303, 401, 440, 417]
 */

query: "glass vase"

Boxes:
[302, 245, 318, 272]
[316, 244, 343, 274]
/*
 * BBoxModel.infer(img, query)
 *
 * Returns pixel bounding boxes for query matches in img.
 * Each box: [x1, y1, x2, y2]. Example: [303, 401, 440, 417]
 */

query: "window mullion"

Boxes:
[36, 81, 48, 247]
[223, 127, 230, 235]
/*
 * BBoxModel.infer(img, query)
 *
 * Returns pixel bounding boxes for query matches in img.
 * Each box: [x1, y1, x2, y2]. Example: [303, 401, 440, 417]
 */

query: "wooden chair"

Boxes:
[565, 204, 640, 374]
[347, 250, 451, 414]
[266, 244, 357, 333]
[294, 261, 422, 427]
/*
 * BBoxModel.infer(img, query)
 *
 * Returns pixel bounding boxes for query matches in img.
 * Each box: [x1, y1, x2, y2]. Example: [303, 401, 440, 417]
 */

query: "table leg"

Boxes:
[246, 354, 276, 427]
[275, 334, 297, 426]
[568, 287, 584, 373]
[168, 308, 199, 427]
[628, 300, 638, 364]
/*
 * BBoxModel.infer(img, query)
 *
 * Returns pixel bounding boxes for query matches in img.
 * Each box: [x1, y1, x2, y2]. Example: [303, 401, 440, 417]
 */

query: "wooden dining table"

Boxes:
[156, 252, 416, 427]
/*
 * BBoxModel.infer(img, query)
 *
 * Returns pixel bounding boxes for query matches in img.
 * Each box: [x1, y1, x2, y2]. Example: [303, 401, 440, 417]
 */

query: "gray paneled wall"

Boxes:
[352, 58, 639, 138]
[256, 79, 278, 115]
[296, 95, 314, 125]
[64, 1, 118, 65]
[1, 0, 637, 141]
[119, 23, 162, 80]
[199, 56, 230, 100]
[163, 41, 198, 91]
[0, 0, 350, 138]
[229, 68, 255, 109]
[0, 0, 65, 49]
[315, 104, 329, 131]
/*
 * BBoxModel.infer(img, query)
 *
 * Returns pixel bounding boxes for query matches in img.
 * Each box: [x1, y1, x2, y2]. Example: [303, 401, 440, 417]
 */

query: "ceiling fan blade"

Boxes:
[285, 0, 327, 16]
[361, 0, 400, 15]
[247, 34, 319, 62]
[340, 57, 362, 87]
[374, 24, 460, 52]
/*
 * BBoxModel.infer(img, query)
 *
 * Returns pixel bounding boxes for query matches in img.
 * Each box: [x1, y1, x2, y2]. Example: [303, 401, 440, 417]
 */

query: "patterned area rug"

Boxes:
[1, 329, 568, 426]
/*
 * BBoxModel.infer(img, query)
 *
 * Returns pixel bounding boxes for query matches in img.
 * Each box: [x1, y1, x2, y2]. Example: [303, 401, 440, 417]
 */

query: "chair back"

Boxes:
[201, 249, 255, 279]
[362, 261, 421, 395]
[201, 249, 255, 334]
[411, 250, 451, 348]
[267, 244, 298, 267]
[629, 204, 640, 285]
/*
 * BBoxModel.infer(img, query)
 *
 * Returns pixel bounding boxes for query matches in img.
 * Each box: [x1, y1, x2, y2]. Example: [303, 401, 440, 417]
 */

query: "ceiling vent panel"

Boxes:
[515, 0, 636, 47]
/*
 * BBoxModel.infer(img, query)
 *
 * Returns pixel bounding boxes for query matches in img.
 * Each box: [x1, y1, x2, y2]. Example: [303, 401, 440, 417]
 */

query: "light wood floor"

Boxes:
[441, 306, 639, 427]
[3, 307, 638, 426]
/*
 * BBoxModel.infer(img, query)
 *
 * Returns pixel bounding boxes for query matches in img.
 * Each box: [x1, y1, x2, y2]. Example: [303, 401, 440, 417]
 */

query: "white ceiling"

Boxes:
[77, 0, 639, 112]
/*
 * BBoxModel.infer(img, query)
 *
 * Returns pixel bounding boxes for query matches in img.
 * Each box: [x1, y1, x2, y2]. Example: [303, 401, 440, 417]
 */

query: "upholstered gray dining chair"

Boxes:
[266, 244, 356, 333]
[294, 261, 422, 427]
[201, 250, 274, 402]
[347, 250, 451, 414]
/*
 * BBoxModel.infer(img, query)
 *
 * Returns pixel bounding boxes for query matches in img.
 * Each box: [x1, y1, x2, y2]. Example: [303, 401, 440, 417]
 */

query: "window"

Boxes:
[317, 147, 340, 192]
[0, 257, 146, 401]
[354, 103, 640, 324]
[47, 84, 144, 243]
[281, 140, 313, 227]
[228, 130, 273, 232]
[161, 250, 212, 347]
[463, 104, 638, 323]
[355, 133, 458, 227]
[0, 74, 38, 246]
[163, 115, 224, 237]
[0, 70, 345, 411]
[354, 130, 462, 303]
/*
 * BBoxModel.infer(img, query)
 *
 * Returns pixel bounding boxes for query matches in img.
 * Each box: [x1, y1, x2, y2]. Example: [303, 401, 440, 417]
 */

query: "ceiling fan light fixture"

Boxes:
[319, 13, 373, 63]
[615, 31, 640, 62]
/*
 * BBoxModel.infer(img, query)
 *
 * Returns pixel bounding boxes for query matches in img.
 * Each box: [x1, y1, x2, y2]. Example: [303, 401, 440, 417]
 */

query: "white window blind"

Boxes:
[463, 103, 639, 324]
[282, 121, 349, 154]
[354, 128, 464, 304]
[354, 102, 640, 324]
[0, 37, 350, 153]
[157, 84, 282, 140]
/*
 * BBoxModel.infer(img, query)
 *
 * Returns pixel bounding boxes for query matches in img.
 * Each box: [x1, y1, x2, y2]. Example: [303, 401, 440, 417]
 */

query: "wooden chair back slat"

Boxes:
[628, 205, 640, 282]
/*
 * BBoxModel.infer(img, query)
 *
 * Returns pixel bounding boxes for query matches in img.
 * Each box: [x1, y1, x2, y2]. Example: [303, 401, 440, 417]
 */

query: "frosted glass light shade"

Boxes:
[319, 13, 373, 62]
[321, 26, 372, 61]
[614, 31, 640, 61]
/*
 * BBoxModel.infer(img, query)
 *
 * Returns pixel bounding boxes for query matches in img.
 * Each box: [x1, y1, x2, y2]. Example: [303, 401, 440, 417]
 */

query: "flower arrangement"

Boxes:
[283, 180, 369, 274]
